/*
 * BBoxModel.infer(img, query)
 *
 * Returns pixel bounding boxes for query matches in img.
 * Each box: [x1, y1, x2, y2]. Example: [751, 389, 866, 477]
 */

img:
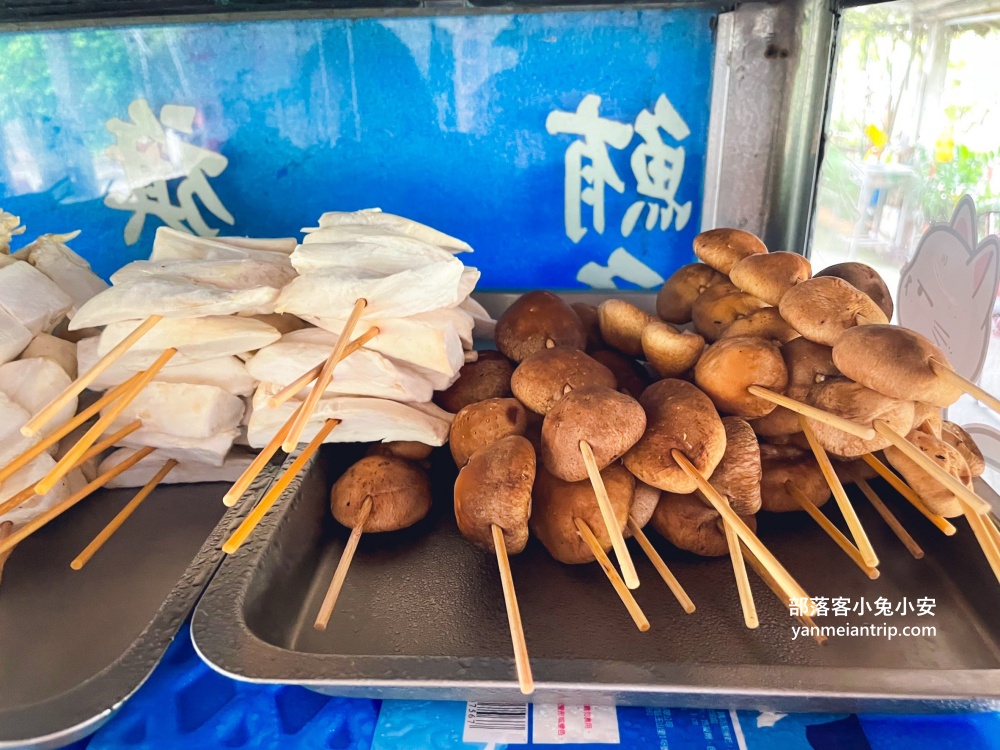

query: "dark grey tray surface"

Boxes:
[0, 465, 278, 750]
[193, 444, 1000, 713]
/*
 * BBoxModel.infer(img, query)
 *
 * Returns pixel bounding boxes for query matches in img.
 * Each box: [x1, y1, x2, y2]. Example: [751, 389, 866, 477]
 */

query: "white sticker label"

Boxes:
[532, 703, 620, 744]
[462, 702, 529, 745]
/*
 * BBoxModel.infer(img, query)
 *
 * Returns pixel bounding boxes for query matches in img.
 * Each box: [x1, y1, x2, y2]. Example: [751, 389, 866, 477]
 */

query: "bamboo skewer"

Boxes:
[70, 459, 179, 570]
[742, 542, 827, 646]
[671, 449, 813, 605]
[627, 516, 696, 613]
[930, 359, 1000, 415]
[0, 522, 14, 587]
[785, 482, 879, 579]
[861, 454, 956, 535]
[579, 440, 639, 589]
[964, 506, 1000, 586]
[267, 326, 380, 409]
[34, 349, 177, 496]
[0, 447, 156, 555]
[314, 496, 372, 632]
[799, 417, 879, 568]
[747, 386, 876, 440]
[723, 521, 758, 629]
[21, 315, 162, 438]
[224, 419, 339, 554]
[0, 373, 144, 486]
[857, 479, 924, 559]
[872, 420, 991, 515]
[491, 523, 534, 695]
[222, 404, 302, 507]
[574, 518, 649, 631]
[283, 299, 367, 452]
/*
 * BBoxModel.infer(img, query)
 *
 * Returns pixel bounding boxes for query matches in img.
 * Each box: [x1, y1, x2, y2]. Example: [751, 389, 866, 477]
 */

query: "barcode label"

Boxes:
[462, 701, 529, 744]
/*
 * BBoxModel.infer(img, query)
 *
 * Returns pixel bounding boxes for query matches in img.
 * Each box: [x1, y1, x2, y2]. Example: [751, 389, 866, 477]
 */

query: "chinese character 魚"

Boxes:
[104, 98, 234, 245]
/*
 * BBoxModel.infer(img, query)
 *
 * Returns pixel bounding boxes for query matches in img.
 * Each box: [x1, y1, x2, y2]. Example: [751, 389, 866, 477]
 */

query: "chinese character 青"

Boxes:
[104, 98, 233, 245]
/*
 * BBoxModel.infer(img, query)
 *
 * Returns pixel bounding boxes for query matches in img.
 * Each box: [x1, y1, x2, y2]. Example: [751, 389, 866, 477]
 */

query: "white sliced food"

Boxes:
[0, 307, 32, 366]
[247, 384, 453, 448]
[151, 227, 297, 261]
[105, 381, 245, 439]
[69, 277, 281, 330]
[0, 455, 77, 529]
[309, 208, 473, 254]
[245, 328, 433, 402]
[96, 315, 280, 367]
[460, 296, 496, 340]
[293, 234, 456, 275]
[116, 429, 239, 467]
[111, 258, 296, 291]
[0, 358, 76, 439]
[250, 313, 309, 335]
[15, 232, 109, 317]
[0, 260, 73, 335]
[0, 392, 39, 466]
[99, 446, 257, 488]
[21, 333, 77, 379]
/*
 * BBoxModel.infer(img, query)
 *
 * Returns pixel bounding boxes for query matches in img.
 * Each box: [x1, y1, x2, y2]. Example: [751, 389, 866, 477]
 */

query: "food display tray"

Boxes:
[192, 442, 1000, 713]
[0, 465, 280, 750]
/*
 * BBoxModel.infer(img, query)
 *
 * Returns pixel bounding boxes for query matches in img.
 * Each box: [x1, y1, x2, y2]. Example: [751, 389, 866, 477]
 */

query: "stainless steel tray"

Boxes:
[0, 466, 279, 750]
[192, 445, 1000, 713]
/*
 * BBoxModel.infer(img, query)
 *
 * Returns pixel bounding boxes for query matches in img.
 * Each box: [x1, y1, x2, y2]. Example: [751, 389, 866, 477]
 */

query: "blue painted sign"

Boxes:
[0, 9, 715, 288]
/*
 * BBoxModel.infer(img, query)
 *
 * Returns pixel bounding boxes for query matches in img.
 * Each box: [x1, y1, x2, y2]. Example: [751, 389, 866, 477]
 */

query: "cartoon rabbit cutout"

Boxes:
[898, 194, 1000, 474]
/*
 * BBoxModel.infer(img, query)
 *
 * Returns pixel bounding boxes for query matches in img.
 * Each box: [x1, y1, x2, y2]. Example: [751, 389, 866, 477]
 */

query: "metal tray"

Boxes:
[0, 465, 279, 750]
[192, 443, 1000, 713]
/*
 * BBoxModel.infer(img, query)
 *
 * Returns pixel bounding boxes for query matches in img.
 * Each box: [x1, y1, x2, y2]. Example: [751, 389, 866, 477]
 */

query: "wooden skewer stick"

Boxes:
[964, 506, 1000, 586]
[491, 523, 534, 694]
[34, 349, 177, 496]
[0, 373, 144, 486]
[314, 496, 373, 632]
[0, 447, 156, 555]
[861, 454, 957, 535]
[0, 522, 14, 587]
[0, 419, 144, 517]
[929, 358, 1000, 415]
[579, 440, 639, 589]
[799, 416, 879, 568]
[222, 404, 302, 507]
[283, 300, 367, 452]
[723, 520, 758, 629]
[70, 459, 179, 570]
[224, 419, 339, 554]
[857, 479, 924, 560]
[785, 482, 879, 579]
[872, 419, 991, 515]
[464, 351, 479, 363]
[22, 315, 162, 437]
[747, 386, 876, 441]
[671, 449, 813, 605]
[267, 327, 380, 409]
[574, 517, 649, 631]
[741, 541, 828, 646]
[627, 516, 696, 613]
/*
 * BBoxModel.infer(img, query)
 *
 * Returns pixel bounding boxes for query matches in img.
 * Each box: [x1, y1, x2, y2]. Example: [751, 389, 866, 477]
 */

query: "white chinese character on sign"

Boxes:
[546, 94, 634, 243]
[916, 597, 936, 616]
[812, 597, 829, 617]
[621, 94, 692, 237]
[788, 597, 810, 617]
[895, 597, 914, 615]
[874, 597, 893, 617]
[831, 597, 851, 617]
[104, 98, 234, 245]
[577, 248, 666, 290]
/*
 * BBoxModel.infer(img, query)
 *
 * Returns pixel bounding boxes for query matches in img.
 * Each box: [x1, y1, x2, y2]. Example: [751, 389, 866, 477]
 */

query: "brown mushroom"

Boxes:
[816, 262, 893, 319]
[883, 429, 971, 517]
[530, 463, 634, 563]
[623, 378, 727, 493]
[912, 401, 944, 438]
[331, 456, 432, 532]
[511, 347, 617, 415]
[651, 492, 757, 557]
[541, 386, 646, 482]
[598, 299, 657, 357]
[623, 479, 661, 538]
[729, 251, 812, 306]
[779, 276, 889, 346]
[718, 307, 800, 344]
[750, 337, 841, 437]
[571, 302, 604, 351]
[495, 291, 586, 362]
[641, 321, 706, 378]
[804, 378, 915, 457]
[693, 228, 768, 275]
[833, 456, 878, 486]
[691, 287, 770, 342]
[710, 417, 762, 514]
[455, 435, 535, 552]
[694, 336, 788, 418]
[365, 441, 434, 462]
[656, 263, 727, 323]
[832, 324, 963, 408]
[941, 421, 986, 477]
[450, 397, 528, 468]
[590, 349, 652, 398]
[759, 447, 830, 512]
[434, 350, 513, 413]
